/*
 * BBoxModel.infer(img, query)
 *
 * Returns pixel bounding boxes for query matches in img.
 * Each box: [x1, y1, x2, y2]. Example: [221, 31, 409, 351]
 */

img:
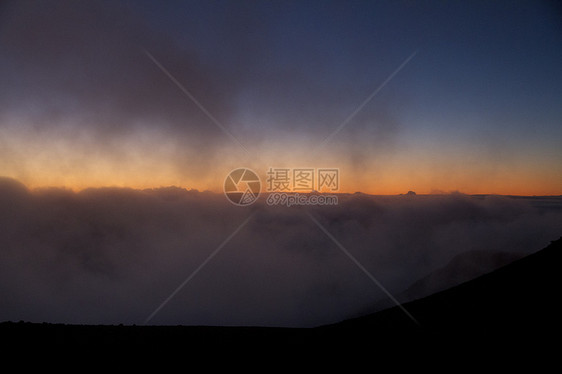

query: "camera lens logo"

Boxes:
[224, 168, 261, 206]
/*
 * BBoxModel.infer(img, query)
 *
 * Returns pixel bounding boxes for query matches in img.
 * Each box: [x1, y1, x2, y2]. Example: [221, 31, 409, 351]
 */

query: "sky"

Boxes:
[1, 1, 562, 328]
[0, 0, 561, 195]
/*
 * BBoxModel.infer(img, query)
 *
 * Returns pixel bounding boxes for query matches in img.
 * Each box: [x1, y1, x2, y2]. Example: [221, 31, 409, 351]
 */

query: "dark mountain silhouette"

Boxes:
[318, 238, 562, 371]
[1, 237, 560, 366]
[403, 250, 523, 298]
[327, 237, 562, 333]
[319, 236, 562, 366]
[361, 249, 524, 315]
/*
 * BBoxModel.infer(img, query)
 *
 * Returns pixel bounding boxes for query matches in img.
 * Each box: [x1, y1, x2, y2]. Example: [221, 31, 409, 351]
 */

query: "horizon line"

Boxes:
[1, 178, 561, 198]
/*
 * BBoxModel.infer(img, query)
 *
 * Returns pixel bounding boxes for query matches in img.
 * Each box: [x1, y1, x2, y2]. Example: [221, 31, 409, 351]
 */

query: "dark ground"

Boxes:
[2, 237, 561, 368]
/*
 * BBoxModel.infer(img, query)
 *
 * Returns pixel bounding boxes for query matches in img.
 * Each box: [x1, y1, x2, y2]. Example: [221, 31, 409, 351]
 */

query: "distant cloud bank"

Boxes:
[0, 177, 560, 327]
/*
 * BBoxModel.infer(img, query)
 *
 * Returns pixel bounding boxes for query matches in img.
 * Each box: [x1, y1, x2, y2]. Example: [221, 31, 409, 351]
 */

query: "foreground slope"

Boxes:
[1, 237, 560, 364]
[327, 236, 562, 334]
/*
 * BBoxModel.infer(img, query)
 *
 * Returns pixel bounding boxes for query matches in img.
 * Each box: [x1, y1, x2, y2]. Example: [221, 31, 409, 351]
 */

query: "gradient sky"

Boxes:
[1, 0, 561, 194]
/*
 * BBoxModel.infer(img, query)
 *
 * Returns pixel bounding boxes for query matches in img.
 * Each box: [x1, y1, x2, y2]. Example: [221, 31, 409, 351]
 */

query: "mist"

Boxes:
[1, 177, 560, 327]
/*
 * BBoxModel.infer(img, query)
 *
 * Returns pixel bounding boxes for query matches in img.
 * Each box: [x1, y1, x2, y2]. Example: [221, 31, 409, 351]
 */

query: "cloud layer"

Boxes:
[1, 177, 560, 327]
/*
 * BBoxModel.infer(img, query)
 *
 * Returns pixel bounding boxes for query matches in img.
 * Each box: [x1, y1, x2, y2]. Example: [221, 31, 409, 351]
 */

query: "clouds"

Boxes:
[2, 1, 560, 194]
[1, 1, 227, 131]
[1, 177, 560, 327]
[0, 1, 416, 187]
[0, 0, 249, 185]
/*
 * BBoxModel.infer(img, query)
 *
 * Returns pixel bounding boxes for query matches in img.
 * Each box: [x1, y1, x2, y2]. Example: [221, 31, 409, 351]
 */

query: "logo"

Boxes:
[224, 168, 261, 206]
[266, 167, 339, 192]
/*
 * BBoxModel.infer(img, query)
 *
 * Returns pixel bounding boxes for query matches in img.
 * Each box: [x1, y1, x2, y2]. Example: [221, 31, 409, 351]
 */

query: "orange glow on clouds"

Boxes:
[1, 123, 560, 196]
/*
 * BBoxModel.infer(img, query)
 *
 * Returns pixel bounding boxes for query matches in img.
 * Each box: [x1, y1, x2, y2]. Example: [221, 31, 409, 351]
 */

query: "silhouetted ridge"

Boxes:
[1, 237, 560, 365]
[326, 236, 562, 335]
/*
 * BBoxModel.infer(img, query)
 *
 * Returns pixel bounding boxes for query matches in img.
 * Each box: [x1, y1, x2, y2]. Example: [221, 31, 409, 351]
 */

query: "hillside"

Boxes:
[328, 237, 562, 333]
[361, 249, 524, 315]
[1, 237, 560, 366]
